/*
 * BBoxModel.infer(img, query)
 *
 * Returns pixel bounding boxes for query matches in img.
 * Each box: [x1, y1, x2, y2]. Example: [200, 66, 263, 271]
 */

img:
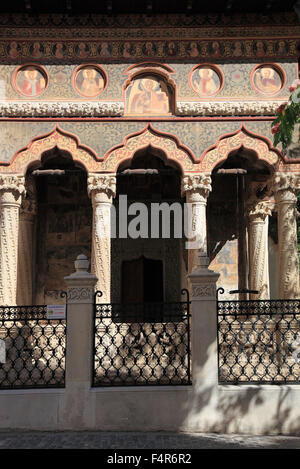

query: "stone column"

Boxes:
[63, 254, 98, 428]
[87, 173, 116, 303]
[182, 174, 212, 273]
[247, 198, 272, 300]
[0, 175, 25, 305]
[272, 173, 300, 299]
[17, 177, 37, 305]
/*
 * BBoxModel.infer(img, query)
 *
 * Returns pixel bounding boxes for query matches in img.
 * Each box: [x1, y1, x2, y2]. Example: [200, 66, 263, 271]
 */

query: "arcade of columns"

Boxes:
[0, 170, 299, 305]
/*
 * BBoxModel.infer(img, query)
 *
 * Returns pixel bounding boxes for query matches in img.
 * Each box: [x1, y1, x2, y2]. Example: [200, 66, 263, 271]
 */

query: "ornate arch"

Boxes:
[1, 125, 100, 174]
[101, 124, 197, 172]
[199, 124, 283, 172]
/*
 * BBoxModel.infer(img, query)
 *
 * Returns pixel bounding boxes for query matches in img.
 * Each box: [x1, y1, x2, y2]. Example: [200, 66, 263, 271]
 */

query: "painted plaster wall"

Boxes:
[0, 62, 296, 100]
[0, 120, 279, 164]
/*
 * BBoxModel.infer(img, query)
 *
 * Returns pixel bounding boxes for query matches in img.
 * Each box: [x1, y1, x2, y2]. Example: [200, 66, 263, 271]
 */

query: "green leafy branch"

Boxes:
[271, 79, 300, 149]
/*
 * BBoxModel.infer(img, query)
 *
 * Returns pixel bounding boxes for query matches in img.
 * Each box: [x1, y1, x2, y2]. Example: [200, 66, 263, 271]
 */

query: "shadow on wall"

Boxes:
[182, 337, 300, 435]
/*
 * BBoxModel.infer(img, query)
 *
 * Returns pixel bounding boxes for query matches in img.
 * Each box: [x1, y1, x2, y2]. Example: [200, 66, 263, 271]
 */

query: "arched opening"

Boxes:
[111, 147, 184, 308]
[19, 147, 92, 305]
[207, 147, 274, 299]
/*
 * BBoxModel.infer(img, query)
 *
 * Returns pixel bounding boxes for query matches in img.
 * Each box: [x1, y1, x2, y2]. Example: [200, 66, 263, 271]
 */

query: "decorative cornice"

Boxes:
[0, 13, 298, 28]
[0, 100, 289, 118]
[0, 101, 124, 117]
[87, 173, 117, 199]
[176, 101, 286, 117]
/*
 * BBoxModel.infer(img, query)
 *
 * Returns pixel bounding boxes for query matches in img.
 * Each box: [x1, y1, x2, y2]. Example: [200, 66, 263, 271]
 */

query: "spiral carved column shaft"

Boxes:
[16, 184, 37, 305]
[272, 173, 300, 299]
[0, 175, 25, 305]
[247, 200, 272, 300]
[182, 174, 212, 272]
[88, 174, 116, 303]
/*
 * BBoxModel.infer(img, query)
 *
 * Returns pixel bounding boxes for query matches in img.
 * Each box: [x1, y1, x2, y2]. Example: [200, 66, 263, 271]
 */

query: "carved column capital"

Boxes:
[0, 175, 25, 206]
[272, 172, 300, 204]
[246, 198, 273, 223]
[181, 173, 212, 202]
[87, 173, 116, 203]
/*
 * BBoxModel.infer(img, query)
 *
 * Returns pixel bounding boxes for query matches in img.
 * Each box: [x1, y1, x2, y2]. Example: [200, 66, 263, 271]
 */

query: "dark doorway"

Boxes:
[121, 257, 164, 304]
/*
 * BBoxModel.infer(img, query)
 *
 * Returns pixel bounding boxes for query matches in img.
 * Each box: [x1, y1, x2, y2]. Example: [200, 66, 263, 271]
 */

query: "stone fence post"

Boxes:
[189, 257, 220, 423]
[62, 254, 98, 429]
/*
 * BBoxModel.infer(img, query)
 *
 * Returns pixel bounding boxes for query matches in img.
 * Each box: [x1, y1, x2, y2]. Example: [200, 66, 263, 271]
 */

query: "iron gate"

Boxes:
[217, 288, 300, 384]
[93, 289, 191, 386]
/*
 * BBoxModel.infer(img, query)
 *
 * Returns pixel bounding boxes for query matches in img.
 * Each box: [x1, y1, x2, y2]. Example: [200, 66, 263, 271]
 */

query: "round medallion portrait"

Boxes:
[13, 65, 48, 98]
[252, 65, 284, 95]
[73, 65, 106, 98]
[190, 65, 223, 97]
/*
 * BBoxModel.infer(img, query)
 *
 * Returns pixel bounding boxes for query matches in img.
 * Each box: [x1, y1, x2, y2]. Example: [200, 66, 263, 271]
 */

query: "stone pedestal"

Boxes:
[0, 175, 25, 305]
[189, 258, 220, 390]
[88, 174, 116, 303]
[62, 254, 98, 428]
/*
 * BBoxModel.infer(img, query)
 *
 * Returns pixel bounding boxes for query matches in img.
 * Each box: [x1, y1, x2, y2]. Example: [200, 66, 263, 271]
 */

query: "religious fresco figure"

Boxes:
[30, 42, 43, 58]
[276, 40, 288, 55]
[143, 42, 156, 56]
[253, 66, 282, 94]
[74, 66, 105, 97]
[126, 75, 170, 115]
[15, 66, 47, 97]
[75, 42, 90, 58]
[122, 42, 134, 58]
[191, 67, 221, 96]
[187, 42, 200, 57]
[8, 41, 21, 59]
[166, 42, 177, 56]
[254, 41, 266, 57]
[98, 42, 111, 57]
[53, 43, 66, 59]
[231, 41, 244, 57]
[210, 41, 222, 58]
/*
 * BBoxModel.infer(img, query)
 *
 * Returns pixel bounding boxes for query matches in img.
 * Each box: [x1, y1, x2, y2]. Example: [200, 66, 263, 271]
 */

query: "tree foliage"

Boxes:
[271, 79, 300, 149]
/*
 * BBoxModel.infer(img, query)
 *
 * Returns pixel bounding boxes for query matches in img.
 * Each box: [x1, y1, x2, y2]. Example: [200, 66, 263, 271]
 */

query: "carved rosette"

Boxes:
[67, 287, 95, 304]
[88, 174, 116, 302]
[0, 175, 25, 305]
[272, 172, 300, 299]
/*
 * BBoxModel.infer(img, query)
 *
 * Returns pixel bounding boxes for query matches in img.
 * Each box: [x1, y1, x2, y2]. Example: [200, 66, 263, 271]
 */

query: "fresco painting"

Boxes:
[253, 66, 283, 94]
[191, 66, 221, 96]
[126, 75, 171, 115]
[74, 66, 105, 97]
[14, 65, 47, 97]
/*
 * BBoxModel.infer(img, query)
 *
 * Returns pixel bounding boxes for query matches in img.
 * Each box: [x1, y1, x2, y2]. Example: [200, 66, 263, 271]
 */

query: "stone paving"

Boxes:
[0, 431, 300, 449]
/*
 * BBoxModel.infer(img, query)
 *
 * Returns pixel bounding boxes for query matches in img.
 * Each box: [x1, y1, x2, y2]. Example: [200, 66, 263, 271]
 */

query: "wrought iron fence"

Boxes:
[0, 301, 66, 389]
[93, 290, 191, 387]
[217, 288, 300, 384]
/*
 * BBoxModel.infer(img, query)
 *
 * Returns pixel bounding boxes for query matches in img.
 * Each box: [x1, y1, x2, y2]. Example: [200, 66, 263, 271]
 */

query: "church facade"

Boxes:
[0, 12, 298, 307]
